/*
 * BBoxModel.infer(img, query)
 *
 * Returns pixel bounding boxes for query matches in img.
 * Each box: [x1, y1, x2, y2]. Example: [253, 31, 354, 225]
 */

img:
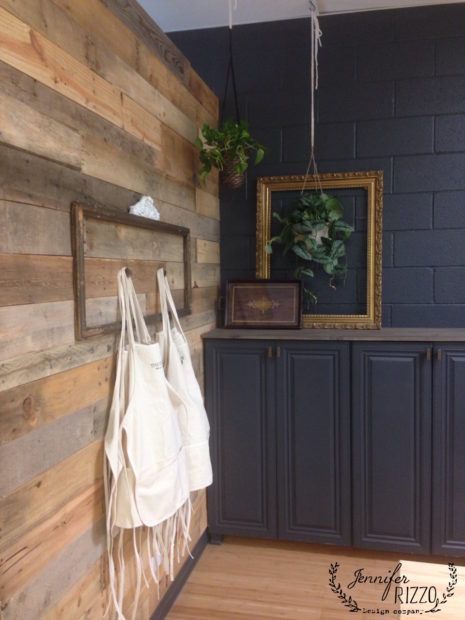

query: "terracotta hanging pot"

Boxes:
[220, 156, 245, 189]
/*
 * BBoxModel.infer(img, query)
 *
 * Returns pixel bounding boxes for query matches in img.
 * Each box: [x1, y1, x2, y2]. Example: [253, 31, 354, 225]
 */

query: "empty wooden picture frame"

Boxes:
[71, 202, 191, 339]
[256, 172, 383, 329]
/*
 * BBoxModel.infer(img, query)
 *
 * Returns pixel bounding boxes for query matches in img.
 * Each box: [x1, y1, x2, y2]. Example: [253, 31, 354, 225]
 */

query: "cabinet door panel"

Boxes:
[433, 345, 465, 556]
[277, 342, 351, 545]
[204, 341, 277, 538]
[352, 344, 431, 553]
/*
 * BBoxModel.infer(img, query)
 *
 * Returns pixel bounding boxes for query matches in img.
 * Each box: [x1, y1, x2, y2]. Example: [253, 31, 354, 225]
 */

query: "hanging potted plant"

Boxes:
[195, 120, 265, 189]
[266, 191, 354, 304]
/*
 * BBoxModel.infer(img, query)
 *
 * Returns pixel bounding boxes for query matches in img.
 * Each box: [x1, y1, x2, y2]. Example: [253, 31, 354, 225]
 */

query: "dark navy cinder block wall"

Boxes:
[171, 4, 465, 327]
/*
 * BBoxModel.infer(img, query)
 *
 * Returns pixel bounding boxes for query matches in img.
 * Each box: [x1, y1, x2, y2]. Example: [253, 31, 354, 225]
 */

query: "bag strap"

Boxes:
[157, 267, 169, 328]
[163, 271, 187, 344]
[124, 272, 151, 344]
[156, 268, 188, 344]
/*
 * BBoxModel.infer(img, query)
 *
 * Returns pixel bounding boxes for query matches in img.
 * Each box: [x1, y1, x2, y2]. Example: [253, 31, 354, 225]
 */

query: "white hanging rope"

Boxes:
[302, 0, 323, 195]
[228, 0, 238, 30]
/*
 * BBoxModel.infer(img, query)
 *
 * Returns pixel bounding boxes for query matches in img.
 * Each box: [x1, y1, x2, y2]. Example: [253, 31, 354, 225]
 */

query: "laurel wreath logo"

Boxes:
[328, 562, 457, 615]
[425, 563, 457, 614]
[329, 562, 361, 613]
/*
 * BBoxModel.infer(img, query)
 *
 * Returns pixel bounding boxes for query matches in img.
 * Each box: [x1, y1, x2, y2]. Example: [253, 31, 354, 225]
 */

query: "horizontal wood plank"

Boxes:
[41, 556, 106, 620]
[121, 93, 162, 151]
[196, 188, 220, 220]
[0, 310, 216, 392]
[84, 257, 184, 298]
[189, 71, 219, 120]
[0, 90, 81, 169]
[44, 490, 207, 620]
[0, 7, 123, 127]
[102, 0, 189, 83]
[0, 400, 107, 496]
[80, 128, 197, 208]
[161, 124, 197, 186]
[0, 254, 72, 305]
[196, 239, 220, 264]
[0, 441, 103, 551]
[86, 292, 147, 329]
[0, 144, 140, 214]
[52, 0, 217, 120]
[1, 519, 106, 619]
[0, 201, 71, 255]
[85, 219, 184, 262]
[0, 0, 204, 146]
[0, 300, 74, 363]
[0, 483, 103, 604]
[192, 264, 221, 289]
[192, 287, 218, 314]
[0, 355, 112, 445]
[157, 202, 220, 242]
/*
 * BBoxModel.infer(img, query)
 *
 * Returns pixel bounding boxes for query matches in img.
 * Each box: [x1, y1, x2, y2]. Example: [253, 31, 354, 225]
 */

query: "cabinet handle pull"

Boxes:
[267, 346, 273, 359]
[437, 349, 442, 362]
[426, 347, 432, 361]
[276, 346, 281, 358]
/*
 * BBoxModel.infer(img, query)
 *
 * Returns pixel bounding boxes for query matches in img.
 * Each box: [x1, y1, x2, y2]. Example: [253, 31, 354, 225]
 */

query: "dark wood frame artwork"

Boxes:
[71, 202, 191, 340]
[224, 279, 302, 329]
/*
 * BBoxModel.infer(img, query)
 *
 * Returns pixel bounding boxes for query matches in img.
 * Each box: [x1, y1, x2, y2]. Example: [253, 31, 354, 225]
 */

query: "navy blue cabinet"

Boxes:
[205, 339, 351, 545]
[204, 341, 277, 539]
[205, 337, 465, 556]
[432, 345, 465, 556]
[352, 343, 432, 554]
[276, 342, 351, 545]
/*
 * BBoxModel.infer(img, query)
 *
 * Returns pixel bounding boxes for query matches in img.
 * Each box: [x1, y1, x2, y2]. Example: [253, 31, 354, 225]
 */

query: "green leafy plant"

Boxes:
[265, 191, 354, 304]
[195, 120, 265, 182]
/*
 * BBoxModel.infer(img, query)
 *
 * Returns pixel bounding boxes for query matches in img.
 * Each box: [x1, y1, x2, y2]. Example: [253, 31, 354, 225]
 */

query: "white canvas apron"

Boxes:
[104, 269, 191, 620]
[157, 269, 213, 492]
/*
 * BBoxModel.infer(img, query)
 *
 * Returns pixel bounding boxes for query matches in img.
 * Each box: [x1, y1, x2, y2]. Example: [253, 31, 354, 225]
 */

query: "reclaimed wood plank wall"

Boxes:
[0, 0, 218, 617]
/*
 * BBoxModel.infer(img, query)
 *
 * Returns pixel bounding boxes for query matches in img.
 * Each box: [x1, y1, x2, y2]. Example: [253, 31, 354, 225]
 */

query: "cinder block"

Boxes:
[434, 191, 465, 229]
[357, 117, 434, 157]
[394, 229, 465, 266]
[435, 115, 465, 153]
[396, 76, 465, 116]
[318, 81, 394, 122]
[436, 37, 465, 75]
[435, 268, 465, 303]
[383, 268, 434, 303]
[392, 304, 465, 327]
[394, 153, 465, 192]
[358, 40, 434, 81]
[383, 193, 433, 231]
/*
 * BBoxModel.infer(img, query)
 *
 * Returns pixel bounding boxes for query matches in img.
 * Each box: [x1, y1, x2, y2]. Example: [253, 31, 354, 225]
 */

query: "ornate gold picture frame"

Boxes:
[256, 172, 383, 329]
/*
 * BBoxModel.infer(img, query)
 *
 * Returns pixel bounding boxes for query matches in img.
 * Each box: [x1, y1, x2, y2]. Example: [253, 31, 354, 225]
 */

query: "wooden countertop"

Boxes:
[202, 328, 465, 341]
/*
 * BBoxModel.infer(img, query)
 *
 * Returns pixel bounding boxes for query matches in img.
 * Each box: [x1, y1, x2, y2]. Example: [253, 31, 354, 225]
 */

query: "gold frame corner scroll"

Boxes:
[256, 171, 383, 329]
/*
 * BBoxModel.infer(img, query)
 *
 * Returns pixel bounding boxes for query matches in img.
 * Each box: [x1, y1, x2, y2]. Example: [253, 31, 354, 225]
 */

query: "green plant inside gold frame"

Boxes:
[256, 171, 383, 329]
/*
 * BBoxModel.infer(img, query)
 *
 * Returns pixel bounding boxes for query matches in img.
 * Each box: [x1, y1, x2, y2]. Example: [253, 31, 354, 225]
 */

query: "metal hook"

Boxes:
[125, 267, 133, 278]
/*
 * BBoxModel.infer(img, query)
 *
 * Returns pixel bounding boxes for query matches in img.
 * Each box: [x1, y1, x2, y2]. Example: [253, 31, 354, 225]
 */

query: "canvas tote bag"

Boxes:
[104, 269, 191, 620]
[157, 268, 213, 492]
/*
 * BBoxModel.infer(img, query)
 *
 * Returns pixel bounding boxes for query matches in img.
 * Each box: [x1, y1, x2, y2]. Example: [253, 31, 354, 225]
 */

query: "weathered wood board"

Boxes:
[0, 1, 218, 617]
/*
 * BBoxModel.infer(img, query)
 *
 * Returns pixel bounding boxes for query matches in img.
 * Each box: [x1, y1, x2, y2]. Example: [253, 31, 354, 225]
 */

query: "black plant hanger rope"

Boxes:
[220, 27, 241, 123]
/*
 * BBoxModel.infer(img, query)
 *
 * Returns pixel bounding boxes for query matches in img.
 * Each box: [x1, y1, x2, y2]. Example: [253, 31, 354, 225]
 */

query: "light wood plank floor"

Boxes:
[168, 538, 465, 619]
